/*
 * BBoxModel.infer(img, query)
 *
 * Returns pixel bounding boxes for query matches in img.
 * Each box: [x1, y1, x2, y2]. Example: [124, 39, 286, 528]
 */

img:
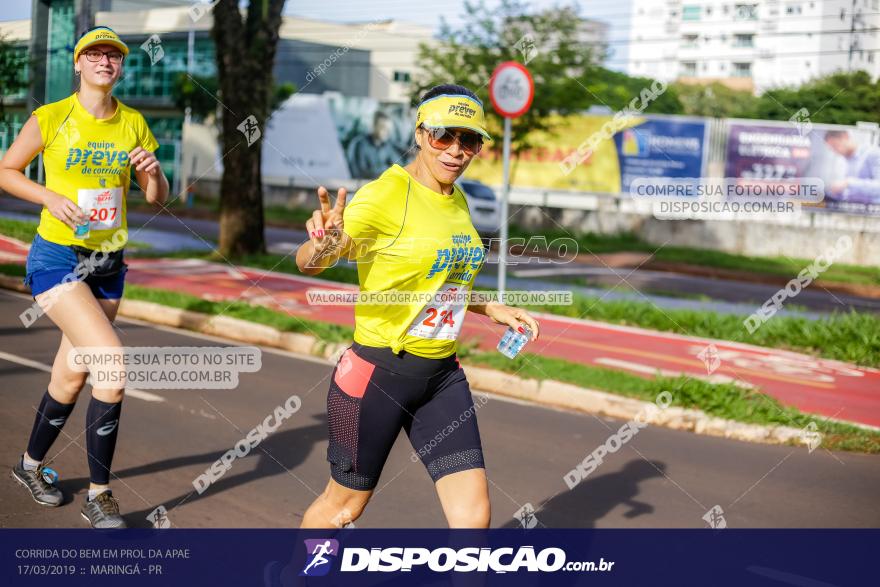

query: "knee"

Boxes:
[323, 488, 370, 527]
[91, 387, 125, 404]
[49, 372, 87, 402]
[88, 346, 126, 402]
[446, 497, 491, 528]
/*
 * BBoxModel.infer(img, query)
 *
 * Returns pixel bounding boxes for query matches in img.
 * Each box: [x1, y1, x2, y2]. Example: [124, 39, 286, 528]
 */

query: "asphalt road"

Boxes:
[1, 290, 878, 529]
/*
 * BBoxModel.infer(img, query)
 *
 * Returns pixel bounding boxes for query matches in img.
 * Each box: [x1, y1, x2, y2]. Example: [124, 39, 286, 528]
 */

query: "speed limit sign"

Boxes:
[489, 61, 534, 119]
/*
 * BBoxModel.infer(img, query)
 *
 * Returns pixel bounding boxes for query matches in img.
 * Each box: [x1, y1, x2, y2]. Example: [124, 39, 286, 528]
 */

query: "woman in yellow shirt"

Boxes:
[0, 27, 168, 528]
[296, 84, 540, 528]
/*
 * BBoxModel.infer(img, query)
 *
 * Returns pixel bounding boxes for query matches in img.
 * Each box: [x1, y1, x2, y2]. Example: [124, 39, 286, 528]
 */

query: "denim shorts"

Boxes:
[25, 233, 127, 299]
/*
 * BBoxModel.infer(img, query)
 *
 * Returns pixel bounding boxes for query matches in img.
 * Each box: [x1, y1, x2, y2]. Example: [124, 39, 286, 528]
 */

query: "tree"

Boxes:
[211, 0, 286, 257]
[671, 81, 758, 119]
[751, 71, 880, 125]
[413, 0, 682, 155]
[0, 33, 28, 124]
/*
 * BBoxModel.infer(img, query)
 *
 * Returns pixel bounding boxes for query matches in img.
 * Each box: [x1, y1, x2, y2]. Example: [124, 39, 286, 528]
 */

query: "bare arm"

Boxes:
[0, 116, 85, 229]
[130, 147, 169, 206]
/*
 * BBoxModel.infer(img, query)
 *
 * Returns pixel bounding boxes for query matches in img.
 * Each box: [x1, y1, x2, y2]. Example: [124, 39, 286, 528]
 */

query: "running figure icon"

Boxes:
[302, 540, 336, 576]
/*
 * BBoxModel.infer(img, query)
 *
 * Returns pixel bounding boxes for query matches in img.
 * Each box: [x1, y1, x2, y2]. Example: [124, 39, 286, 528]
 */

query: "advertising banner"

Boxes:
[614, 116, 708, 194]
[466, 114, 708, 194]
[725, 120, 880, 215]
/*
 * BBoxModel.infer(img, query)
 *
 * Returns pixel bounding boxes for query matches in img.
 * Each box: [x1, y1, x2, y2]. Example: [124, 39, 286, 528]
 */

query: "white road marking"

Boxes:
[594, 357, 754, 389]
[0, 350, 166, 402]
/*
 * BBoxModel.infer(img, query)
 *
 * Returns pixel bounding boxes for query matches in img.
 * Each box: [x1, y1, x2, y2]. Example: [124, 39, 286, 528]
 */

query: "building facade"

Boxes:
[627, 0, 880, 93]
[0, 0, 433, 186]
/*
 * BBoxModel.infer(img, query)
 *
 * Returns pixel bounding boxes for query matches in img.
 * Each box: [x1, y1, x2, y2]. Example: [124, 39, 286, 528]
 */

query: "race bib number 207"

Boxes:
[77, 187, 122, 231]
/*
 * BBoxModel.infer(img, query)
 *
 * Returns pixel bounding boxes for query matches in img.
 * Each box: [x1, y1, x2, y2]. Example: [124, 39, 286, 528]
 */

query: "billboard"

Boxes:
[260, 98, 711, 192]
[465, 114, 708, 194]
[260, 94, 414, 182]
[614, 116, 708, 194]
[725, 120, 880, 215]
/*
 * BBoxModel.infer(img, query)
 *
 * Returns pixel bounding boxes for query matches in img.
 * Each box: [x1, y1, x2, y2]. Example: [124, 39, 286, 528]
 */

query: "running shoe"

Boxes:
[11, 458, 63, 507]
[81, 491, 127, 529]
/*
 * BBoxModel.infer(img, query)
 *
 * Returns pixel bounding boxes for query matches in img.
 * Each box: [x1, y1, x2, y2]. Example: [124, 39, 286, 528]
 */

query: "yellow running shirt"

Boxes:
[343, 164, 486, 359]
[32, 93, 159, 249]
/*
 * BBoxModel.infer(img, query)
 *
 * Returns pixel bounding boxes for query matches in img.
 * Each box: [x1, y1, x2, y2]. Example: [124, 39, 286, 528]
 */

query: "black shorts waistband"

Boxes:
[350, 342, 458, 378]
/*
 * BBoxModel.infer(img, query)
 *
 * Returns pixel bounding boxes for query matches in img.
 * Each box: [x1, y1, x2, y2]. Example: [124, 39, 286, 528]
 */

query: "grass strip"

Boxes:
[0, 216, 151, 249]
[124, 284, 353, 344]
[461, 350, 880, 454]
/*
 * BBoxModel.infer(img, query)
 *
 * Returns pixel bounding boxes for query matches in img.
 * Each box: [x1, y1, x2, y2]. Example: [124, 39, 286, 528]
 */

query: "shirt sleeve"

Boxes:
[343, 175, 407, 256]
[31, 104, 56, 147]
[135, 113, 160, 152]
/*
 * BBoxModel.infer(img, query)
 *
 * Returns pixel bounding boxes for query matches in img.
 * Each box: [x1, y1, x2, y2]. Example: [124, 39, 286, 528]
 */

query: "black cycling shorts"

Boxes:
[326, 342, 485, 491]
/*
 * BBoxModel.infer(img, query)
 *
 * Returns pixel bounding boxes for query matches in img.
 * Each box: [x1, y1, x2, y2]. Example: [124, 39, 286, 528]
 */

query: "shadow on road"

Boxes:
[61, 414, 328, 527]
[500, 459, 667, 528]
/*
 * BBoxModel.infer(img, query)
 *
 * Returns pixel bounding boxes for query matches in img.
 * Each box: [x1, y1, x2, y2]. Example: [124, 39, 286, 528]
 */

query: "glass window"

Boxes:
[733, 34, 754, 47]
[682, 5, 701, 20]
[46, 0, 75, 103]
[732, 62, 752, 77]
[734, 4, 758, 19]
[114, 37, 217, 101]
[680, 61, 697, 76]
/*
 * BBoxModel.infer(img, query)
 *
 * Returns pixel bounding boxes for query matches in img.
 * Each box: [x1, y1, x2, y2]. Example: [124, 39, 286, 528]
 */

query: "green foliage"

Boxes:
[0, 33, 29, 122]
[0, 217, 38, 243]
[670, 81, 759, 118]
[413, 0, 681, 154]
[751, 70, 880, 125]
[272, 81, 296, 112]
[170, 72, 220, 122]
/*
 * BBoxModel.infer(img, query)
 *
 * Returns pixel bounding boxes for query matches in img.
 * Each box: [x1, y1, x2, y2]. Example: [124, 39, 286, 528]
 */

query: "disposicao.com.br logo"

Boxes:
[301, 539, 339, 576]
[299, 540, 614, 575]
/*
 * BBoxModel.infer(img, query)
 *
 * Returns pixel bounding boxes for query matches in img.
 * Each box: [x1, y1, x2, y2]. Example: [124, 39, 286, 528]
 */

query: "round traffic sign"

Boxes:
[489, 61, 534, 119]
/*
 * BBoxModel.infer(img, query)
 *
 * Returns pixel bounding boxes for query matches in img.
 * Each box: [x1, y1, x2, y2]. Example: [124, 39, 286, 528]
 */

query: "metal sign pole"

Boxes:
[498, 116, 511, 302]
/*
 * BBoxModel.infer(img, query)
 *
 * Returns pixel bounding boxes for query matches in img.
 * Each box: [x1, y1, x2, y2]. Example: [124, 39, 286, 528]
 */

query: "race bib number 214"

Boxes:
[406, 283, 468, 341]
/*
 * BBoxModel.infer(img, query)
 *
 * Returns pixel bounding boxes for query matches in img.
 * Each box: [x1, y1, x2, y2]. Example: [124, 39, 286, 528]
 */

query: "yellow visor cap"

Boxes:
[415, 94, 491, 140]
[74, 27, 129, 64]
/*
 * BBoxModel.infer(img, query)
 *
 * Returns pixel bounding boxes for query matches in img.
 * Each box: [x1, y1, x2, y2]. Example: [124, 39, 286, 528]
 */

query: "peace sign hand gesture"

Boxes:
[306, 186, 347, 255]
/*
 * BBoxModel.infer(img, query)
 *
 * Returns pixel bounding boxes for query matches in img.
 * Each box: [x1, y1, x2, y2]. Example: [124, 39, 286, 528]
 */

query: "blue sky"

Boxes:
[0, 0, 631, 69]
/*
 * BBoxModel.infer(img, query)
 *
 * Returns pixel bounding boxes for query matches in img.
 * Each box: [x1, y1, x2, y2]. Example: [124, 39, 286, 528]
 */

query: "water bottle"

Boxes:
[74, 209, 90, 240]
[497, 324, 532, 359]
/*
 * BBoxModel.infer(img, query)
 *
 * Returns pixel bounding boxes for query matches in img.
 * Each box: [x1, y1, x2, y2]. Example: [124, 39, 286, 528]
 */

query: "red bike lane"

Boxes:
[2, 237, 877, 428]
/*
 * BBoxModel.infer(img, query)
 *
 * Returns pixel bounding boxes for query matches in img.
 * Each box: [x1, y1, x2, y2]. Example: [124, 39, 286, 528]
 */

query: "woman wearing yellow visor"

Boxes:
[296, 84, 540, 528]
[0, 26, 168, 528]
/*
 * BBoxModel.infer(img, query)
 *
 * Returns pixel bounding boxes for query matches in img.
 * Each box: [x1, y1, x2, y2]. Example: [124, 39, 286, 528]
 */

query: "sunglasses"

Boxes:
[420, 125, 483, 155]
[83, 49, 124, 64]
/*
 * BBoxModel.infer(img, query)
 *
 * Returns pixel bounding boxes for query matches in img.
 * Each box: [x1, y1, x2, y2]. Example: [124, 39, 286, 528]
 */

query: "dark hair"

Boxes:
[373, 110, 390, 123]
[419, 84, 481, 105]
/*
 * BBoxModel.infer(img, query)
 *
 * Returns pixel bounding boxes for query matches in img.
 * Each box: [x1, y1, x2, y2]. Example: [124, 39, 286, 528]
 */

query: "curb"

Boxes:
[0, 276, 825, 449]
